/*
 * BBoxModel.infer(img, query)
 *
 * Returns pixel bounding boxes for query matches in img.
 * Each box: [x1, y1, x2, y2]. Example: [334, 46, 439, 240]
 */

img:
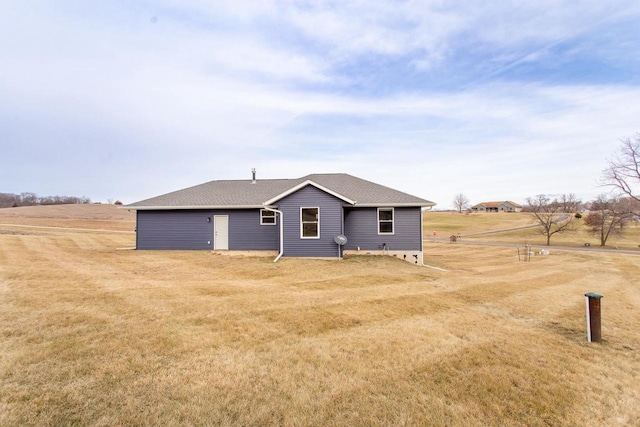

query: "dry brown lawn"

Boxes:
[1, 208, 639, 426]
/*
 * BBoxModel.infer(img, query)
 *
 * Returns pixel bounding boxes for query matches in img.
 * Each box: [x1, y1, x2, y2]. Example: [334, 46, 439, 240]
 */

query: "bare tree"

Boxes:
[558, 193, 581, 213]
[452, 193, 470, 213]
[20, 192, 38, 205]
[602, 133, 640, 205]
[584, 194, 634, 246]
[525, 194, 578, 245]
[0, 193, 20, 208]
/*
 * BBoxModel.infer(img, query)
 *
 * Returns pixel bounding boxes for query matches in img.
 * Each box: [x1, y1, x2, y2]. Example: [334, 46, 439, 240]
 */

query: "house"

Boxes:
[125, 173, 436, 263]
[471, 201, 522, 213]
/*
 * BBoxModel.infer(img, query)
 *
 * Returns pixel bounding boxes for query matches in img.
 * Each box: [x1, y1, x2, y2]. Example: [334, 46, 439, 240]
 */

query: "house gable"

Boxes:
[277, 185, 344, 258]
[264, 180, 355, 206]
[500, 201, 522, 211]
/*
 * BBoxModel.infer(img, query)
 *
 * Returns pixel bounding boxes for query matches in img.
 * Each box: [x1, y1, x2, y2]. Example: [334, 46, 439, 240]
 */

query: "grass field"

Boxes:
[424, 211, 534, 236]
[1, 206, 639, 425]
[426, 211, 640, 250]
[0, 204, 135, 232]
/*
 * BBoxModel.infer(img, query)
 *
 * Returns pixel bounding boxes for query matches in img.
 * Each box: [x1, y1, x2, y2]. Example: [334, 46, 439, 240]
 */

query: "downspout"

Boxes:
[421, 206, 449, 271]
[263, 207, 283, 262]
[420, 206, 425, 267]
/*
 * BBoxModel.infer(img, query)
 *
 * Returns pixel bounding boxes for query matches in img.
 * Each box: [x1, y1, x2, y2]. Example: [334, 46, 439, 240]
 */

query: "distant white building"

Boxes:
[471, 201, 523, 213]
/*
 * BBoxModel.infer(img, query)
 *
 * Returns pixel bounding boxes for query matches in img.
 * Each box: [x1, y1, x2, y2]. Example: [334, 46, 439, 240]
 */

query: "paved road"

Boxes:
[461, 224, 540, 238]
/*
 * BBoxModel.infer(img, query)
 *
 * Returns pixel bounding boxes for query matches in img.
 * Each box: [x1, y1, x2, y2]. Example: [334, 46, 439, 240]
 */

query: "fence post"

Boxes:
[584, 292, 603, 342]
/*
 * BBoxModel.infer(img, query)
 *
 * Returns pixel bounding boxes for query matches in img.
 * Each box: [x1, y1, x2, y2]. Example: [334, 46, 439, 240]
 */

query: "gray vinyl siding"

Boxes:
[278, 185, 343, 257]
[136, 209, 278, 250]
[136, 210, 213, 250]
[225, 209, 279, 250]
[343, 207, 422, 251]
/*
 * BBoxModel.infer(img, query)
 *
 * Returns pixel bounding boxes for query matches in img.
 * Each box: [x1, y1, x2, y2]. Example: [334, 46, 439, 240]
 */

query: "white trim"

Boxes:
[260, 209, 277, 225]
[377, 207, 394, 235]
[300, 206, 320, 239]
[585, 296, 592, 342]
[264, 180, 356, 206]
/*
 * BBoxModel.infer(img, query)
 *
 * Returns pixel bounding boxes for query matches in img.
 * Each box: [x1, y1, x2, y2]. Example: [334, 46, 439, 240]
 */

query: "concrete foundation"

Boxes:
[210, 249, 423, 264]
[343, 249, 423, 265]
[211, 250, 278, 257]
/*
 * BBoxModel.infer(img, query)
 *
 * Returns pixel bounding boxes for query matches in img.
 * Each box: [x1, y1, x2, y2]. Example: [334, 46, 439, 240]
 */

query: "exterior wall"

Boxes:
[343, 207, 422, 251]
[277, 185, 344, 257]
[135, 196, 423, 255]
[136, 209, 278, 250]
[223, 209, 279, 250]
[136, 210, 212, 250]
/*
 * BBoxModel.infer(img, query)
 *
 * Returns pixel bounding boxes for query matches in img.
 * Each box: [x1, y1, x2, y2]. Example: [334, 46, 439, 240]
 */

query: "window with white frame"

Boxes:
[378, 208, 394, 234]
[260, 209, 276, 225]
[300, 207, 319, 238]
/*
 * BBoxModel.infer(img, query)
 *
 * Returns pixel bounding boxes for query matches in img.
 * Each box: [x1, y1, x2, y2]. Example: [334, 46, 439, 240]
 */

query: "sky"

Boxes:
[2, 1, 640, 209]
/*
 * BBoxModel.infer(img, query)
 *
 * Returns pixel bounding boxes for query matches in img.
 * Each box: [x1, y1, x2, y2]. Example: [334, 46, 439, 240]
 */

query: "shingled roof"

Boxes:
[126, 173, 435, 209]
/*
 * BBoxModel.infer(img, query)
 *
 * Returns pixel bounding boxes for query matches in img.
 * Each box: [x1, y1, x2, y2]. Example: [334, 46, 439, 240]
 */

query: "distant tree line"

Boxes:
[0, 192, 91, 208]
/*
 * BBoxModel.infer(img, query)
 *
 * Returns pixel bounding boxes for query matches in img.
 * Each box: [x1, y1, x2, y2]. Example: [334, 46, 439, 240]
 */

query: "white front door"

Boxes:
[214, 215, 229, 250]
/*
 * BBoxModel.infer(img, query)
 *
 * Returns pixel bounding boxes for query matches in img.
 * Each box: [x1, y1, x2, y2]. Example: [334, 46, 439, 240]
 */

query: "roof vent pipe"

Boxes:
[251, 168, 256, 184]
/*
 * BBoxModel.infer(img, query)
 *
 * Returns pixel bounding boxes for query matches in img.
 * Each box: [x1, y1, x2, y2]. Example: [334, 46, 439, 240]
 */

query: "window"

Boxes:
[260, 209, 276, 225]
[300, 207, 319, 238]
[378, 208, 394, 234]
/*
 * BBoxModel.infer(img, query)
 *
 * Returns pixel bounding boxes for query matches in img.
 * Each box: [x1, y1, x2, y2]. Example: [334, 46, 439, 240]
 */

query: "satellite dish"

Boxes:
[334, 234, 348, 245]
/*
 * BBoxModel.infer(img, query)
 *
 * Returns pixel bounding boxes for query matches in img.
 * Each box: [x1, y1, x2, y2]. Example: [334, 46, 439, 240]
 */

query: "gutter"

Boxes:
[121, 204, 266, 211]
[262, 207, 284, 262]
[341, 203, 437, 208]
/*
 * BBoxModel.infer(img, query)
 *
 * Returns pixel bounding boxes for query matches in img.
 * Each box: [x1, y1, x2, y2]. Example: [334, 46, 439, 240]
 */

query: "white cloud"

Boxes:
[1, 1, 640, 206]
